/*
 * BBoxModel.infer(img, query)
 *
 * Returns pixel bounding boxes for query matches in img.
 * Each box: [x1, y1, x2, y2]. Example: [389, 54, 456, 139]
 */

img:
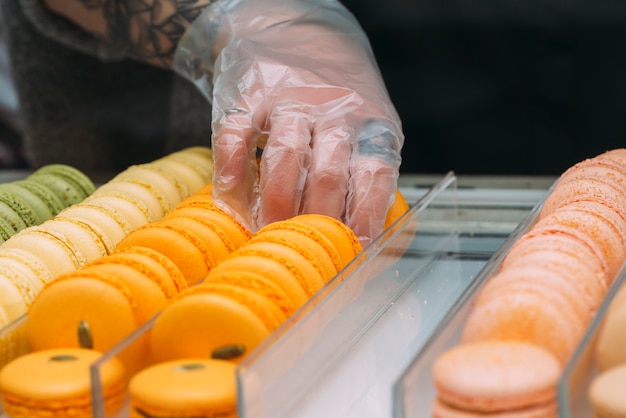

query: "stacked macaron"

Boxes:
[146, 213, 361, 364]
[123, 213, 361, 417]
[0, 147, 213, 326]
[0, 163, 95, 243]
[25, 245, 188, 375]
[114, 184, 251, 286]
[431, 149, 626, 416]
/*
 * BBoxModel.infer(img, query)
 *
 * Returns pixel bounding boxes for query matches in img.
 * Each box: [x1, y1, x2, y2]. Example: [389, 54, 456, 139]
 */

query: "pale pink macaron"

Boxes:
[556, 156, 626, 194]
[461, 269, 586, 363]
[502, 229, 608, 304]
[476, 265, 598, 325]
[534, 200, 626, 282]
[432, 341, 561, 414]
[540, 176, 626, 222]
[596, 148, 626, 168]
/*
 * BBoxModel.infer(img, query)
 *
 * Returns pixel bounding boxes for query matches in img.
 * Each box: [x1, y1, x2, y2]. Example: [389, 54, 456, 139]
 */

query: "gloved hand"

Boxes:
[173, 0, 404, 246]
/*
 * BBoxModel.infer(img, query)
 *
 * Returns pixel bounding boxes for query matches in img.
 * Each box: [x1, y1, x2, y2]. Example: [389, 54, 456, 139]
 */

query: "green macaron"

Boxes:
[11, 179, 66, 219]
[0, 215, 17, 243]
[0, 189, 38, 230]
[28, 164, 96, 207]
[31, 164, 96, 197]
[0, 183, 55, 225]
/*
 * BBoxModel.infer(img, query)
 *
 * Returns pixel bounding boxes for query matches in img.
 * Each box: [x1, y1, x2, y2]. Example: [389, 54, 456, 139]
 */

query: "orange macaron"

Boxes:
[0, 348, 127, 418]
[149, 283, 281, 364]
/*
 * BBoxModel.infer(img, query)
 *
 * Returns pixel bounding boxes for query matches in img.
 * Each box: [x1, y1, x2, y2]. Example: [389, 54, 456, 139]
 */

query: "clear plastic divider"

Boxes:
[391, 188, 547, 418]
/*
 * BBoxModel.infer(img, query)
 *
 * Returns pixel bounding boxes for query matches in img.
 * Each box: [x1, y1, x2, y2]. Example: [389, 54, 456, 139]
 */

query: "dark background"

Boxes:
[341, 0, 626, 175]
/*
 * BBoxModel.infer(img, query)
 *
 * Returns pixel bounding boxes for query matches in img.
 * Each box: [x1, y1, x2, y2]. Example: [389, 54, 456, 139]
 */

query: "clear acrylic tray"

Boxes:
[392, 183, 626, 418]
[88, 172, 544, 418]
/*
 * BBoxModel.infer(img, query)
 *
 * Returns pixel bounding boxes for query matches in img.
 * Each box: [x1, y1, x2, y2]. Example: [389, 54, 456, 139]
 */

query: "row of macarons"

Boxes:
[0, 164, 96, 242]
[2, 206, 365, 417]
[431, 148, 626, 417]
[0, 151, 410, 417]
[0, 147, 215, 335]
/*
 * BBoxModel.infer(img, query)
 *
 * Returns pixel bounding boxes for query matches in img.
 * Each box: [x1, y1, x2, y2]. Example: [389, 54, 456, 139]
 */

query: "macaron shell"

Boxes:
[432, 341, 561, 412]
[534, 202, 626, 280]
[539, 176, 626, 222]
[11, 179, 66, 217]
[204, 269, 298, 317]
[58, 203, 133, 247]
[207, 254, 309, 309]
[129, 358, 236, 417]
[113, 164, 188, 209]
[164, 204, 252, 248]
[289, 214, 362, 268]
[0, 215, 18, 242]
[430, 395, 558, 418]
[89, 252, 179, 299]
[115, 222, 214, 285]
[257, 220, 343, 274]
[1, 226, 85, 277]
[42, 217, 112, 260]
[151, 158, 208, 194]
[0, 247, 54, 285]
[502, 228, 607, 293]
[0, 348, 126, 417]
[0, 183, 54, 225]
[113, 245, 187, 294]
[84, 191, 154, 229]
[249, 228, 338, 281]
[595, 301, 626, 372]
[557, 158, 626, 192]
[461, 288, 584, 364]
[166, 150, 214, 184]
[96, 180, 167, 221]
[75, 264, 169, 325]
[0, 273, 29, 321]
[29, 163, 96, 198]
[183, 283, 287, 332]
[589, 364, 626, 418]
[0, 200, 28, 236]
[0, 258, 46, 304]
[27, 171, 90, 207]
[231, 241, 325, 297]
[27, 276, 138, 354]
[161, 216, 235, 258]
[150, 292, 270, 364]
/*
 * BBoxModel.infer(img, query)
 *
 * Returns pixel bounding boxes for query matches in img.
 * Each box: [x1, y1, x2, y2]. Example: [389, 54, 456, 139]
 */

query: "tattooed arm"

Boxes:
[42, 0, 213, 68]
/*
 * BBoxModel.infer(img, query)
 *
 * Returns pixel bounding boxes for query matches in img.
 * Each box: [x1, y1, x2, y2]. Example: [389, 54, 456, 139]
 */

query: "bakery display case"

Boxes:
[87, 172, 549, 418]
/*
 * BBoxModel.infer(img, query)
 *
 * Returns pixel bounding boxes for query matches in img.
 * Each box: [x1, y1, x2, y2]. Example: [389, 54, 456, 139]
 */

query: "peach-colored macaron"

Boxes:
[556, 157, 626, 193]
[432, 341, 561, 414]
[534, 200, 626, 281]
[540, 176, 626, 222]
[475, 265, 597, 325]
[502, 227, 608, 294]
[461, 275, 586, 364]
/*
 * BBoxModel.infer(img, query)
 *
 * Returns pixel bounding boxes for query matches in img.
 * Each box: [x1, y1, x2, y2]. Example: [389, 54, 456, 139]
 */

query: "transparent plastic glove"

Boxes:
[173, 0, 404, 246]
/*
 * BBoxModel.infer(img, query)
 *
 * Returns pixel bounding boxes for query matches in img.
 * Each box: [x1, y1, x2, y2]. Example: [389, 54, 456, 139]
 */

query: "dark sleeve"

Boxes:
[18, 0, 125, 61]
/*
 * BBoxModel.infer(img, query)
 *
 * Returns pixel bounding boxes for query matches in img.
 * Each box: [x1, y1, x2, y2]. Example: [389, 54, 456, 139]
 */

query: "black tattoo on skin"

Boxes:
[80, 0, 213, 67]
